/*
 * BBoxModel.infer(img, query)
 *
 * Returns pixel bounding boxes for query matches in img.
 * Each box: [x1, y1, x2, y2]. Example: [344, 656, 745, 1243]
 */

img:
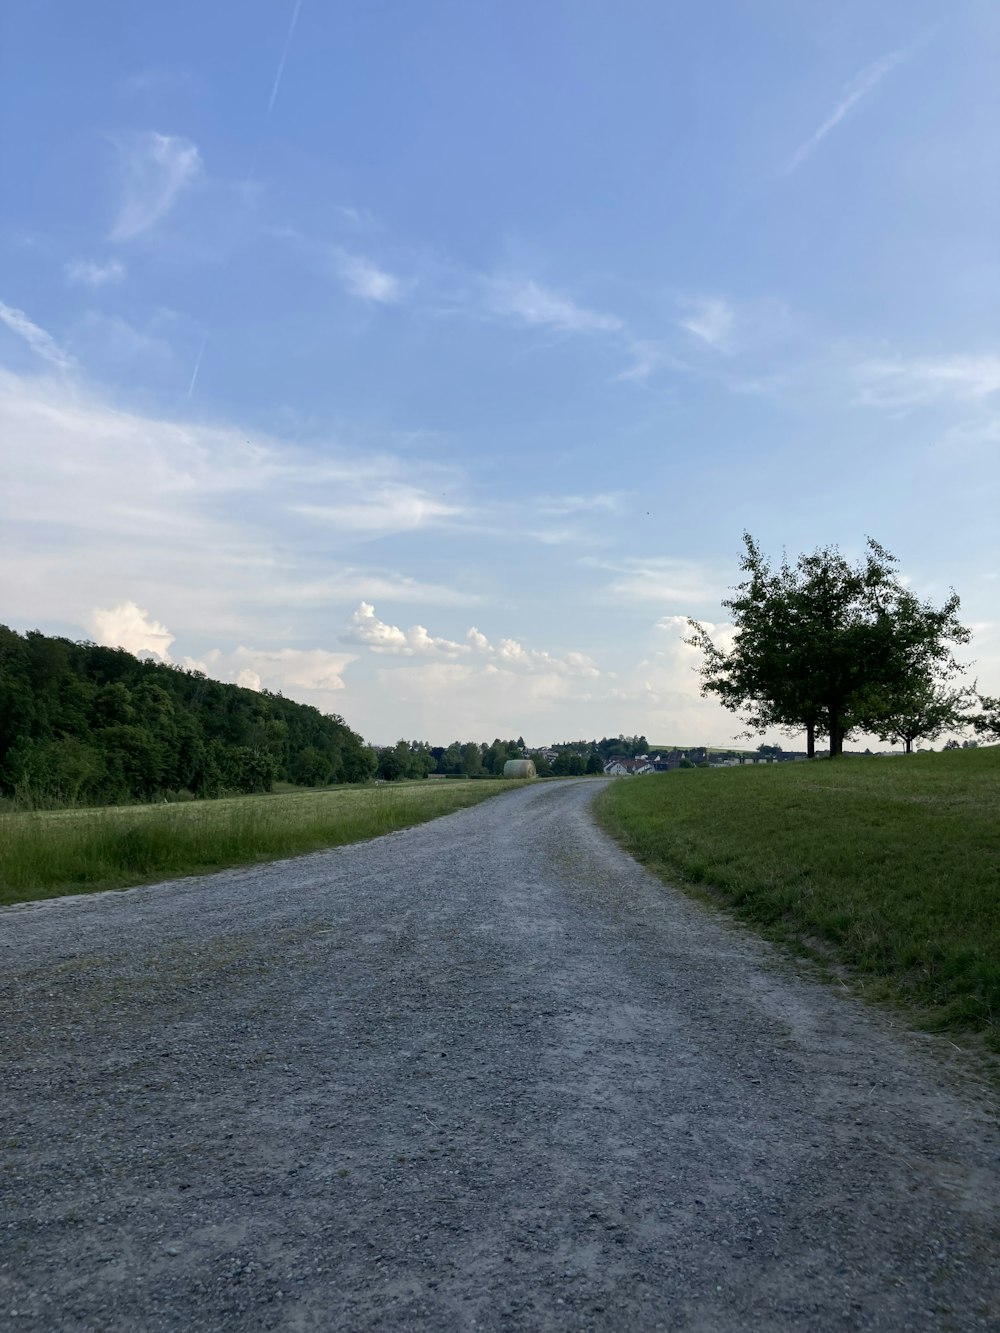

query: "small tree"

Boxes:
[868, 682, 970, 754]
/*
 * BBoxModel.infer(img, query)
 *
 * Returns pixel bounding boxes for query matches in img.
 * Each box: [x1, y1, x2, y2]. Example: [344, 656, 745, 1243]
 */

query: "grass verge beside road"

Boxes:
[596, 748, 1000, 1050]
[0, 780, 523, 907]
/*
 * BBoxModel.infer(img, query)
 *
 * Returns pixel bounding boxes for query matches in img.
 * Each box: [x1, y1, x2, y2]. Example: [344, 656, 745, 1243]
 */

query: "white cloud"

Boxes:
[333, 250, 403, 303]
[111, 132, 203, 241]
[589, 556, 726, 608]
[344, 603, 602, 679]
[856, 355, 1000, 406]
[293, 487, 459, 535]
[65, 258, 127, 288]
[487, 277, 622, 334]
[782, 45, 912, 175]
[678, 296, 735, 350]
[91, 601, 175, 659]
[0, 301, 74, 370]
[0, 369, 475, 650]
[344, 602, 468, 657]
[534, 492, 624, 516]
[184, 645, 355, 698]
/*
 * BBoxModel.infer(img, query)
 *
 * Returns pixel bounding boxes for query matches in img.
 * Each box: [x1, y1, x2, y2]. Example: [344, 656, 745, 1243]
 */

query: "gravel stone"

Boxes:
[1, 778, 998, 1330]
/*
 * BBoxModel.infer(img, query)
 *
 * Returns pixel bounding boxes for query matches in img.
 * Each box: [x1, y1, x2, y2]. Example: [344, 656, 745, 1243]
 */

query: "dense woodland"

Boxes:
[0, 626, 374, 807]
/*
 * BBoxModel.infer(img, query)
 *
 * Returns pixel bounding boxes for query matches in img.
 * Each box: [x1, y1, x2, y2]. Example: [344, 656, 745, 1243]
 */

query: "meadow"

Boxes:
[597, 747, 1000, 1049]
[0, 780, 522, 907]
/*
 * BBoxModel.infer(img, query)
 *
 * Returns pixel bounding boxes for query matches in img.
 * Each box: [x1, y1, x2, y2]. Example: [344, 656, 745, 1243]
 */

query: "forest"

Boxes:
[0, 626, 374, 807]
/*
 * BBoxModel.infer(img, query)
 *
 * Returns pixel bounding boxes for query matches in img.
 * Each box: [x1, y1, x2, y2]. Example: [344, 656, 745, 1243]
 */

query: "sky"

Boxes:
[1, 0, 998, 747]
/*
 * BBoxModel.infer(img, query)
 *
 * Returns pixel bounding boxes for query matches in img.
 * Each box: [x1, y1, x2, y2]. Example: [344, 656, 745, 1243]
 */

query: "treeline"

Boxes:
[0, 626, 374, 808]
[374, 736, 627, 779]
[376, 738, 529, 780]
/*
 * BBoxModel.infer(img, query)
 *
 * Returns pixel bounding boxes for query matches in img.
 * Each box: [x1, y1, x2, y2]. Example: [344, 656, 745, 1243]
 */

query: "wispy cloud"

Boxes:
[293, 486, 459, 534]
[0, 368, 476, 646]
[487, 277, 622, 334]
[782, 45, 912, 175]
[0, 301, 75, 370]
[534, 492, 624, 517]
[111, 132, 202, 241]
[857, 354, 1000, 406]
[333, 250, 404, 303]
[587, 555, 726, 607]
[65, 258, 127, 288]
[677, 295, 735, 350]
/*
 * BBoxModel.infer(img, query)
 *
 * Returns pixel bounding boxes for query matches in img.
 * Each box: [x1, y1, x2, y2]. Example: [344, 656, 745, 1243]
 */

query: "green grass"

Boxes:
[0, 780, 524, 907]
[596, 748, 1000, 1049]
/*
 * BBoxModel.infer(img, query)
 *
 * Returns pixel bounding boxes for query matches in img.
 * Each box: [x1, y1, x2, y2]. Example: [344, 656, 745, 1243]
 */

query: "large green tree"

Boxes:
[686, 535, 970, 757]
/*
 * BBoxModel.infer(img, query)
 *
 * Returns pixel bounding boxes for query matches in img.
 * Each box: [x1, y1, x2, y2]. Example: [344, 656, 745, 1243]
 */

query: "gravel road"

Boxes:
[2, 778, 998, 1331]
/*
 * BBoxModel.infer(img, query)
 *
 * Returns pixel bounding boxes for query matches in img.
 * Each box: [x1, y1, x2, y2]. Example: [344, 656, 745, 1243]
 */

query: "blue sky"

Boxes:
[1, 0, 998, 745]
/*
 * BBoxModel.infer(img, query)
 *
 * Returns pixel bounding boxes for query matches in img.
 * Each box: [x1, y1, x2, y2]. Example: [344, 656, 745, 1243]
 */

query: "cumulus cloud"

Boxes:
[91, 601, 175, 659]
[65, 258, 127, 287]
[344, 603, 601, 677]
[344, 602, 468, 657]
[487, 278, 622, 334]
[111, 132, 202, 241]
[333, 250, 403, 303]
[0, 301, 74, 370]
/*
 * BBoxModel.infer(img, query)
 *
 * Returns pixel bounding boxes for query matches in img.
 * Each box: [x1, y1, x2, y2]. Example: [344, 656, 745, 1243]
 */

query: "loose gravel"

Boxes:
[1, 778, 998, 1331]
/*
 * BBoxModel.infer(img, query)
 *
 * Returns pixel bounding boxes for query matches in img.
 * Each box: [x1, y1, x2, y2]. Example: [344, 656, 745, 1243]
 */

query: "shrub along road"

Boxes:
[2, 780, 997, 1330]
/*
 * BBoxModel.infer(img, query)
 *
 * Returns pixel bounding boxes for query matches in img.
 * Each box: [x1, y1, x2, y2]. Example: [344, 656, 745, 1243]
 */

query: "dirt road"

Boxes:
[2, 779, 997, 1330]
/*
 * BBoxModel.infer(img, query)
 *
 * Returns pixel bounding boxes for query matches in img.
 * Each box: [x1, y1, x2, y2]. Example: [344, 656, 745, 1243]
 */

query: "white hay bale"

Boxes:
[503, 758, 536, 779]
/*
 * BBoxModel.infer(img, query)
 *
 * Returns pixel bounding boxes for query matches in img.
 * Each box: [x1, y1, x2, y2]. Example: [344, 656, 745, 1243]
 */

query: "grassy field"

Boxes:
[596, 747, 1000, 1049]
[0, 780, 523, 907]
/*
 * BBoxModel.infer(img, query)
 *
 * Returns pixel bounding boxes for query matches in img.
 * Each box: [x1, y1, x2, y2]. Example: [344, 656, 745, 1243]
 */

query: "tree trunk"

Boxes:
[905, 737, 912, 754]
[829, 708, 842, 757]
[806, 723, 815, 759]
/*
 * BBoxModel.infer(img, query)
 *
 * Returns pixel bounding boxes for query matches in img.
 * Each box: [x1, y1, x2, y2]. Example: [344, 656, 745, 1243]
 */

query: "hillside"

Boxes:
[0, 626, 373, 807]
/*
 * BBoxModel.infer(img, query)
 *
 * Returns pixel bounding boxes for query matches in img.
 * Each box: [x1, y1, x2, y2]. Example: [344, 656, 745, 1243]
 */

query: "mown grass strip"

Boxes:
[0, 780, 524, 906]
[596, 748, 1000, 1049]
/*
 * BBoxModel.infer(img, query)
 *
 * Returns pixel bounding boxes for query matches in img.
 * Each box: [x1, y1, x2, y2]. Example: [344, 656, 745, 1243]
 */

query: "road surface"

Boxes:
[2, 779, 998, 1330]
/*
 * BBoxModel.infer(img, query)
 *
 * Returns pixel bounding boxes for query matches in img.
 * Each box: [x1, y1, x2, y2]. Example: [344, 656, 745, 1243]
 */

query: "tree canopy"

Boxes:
[0, 625, 374, 806]
[686, 535, 970, 757]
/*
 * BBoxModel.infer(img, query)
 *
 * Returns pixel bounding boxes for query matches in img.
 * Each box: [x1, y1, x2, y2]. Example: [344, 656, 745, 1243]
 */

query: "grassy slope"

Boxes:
[0, 780, 523, 907]
[596, 748, 1000, 1049]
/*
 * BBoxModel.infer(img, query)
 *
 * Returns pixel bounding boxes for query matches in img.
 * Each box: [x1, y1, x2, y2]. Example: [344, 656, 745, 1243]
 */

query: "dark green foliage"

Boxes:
[0, 625, 373, 807]
[687, 535, 970, 757]
[972, 693, 1000, 741]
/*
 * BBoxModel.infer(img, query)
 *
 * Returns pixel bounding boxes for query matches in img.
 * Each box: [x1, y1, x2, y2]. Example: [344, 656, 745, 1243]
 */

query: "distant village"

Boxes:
[530, 746, 811, 776]
[368, 732, 948, 781]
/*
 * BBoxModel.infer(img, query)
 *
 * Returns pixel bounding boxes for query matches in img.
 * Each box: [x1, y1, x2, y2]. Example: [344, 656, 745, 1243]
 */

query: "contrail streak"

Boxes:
[268, 0, 303, 114]
[187, 328, 210, 398]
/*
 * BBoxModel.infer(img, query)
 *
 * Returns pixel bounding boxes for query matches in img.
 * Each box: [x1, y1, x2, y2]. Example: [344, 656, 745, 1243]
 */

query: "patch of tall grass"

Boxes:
[0, 780, 522, 906]
[596, 747, 1000, 1049]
